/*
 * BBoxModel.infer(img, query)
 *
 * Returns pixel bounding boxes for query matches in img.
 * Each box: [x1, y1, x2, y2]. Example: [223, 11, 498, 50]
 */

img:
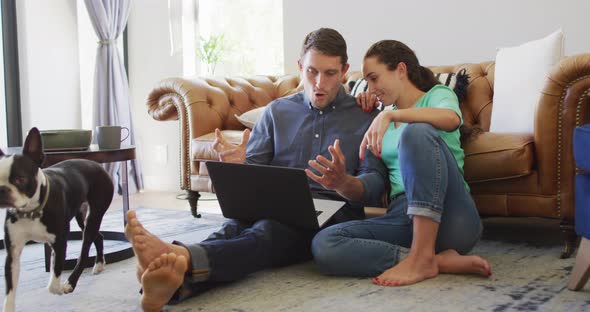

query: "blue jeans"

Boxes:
[168, 196, 364, 303]
[167, 219, 315, 303]
[311, 123, 482, 277]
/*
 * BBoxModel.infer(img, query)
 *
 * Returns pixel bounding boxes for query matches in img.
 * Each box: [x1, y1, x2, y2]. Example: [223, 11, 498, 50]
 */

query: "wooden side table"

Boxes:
[3, 145, 136, 272]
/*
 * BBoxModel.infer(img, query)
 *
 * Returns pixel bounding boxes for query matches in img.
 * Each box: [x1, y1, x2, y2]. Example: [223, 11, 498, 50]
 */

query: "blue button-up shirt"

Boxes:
[246, 86, 387, 206]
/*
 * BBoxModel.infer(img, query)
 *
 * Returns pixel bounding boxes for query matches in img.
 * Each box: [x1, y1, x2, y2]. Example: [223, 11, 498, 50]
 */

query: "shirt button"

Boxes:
[332, 106, 335, 109]
[315, 134, 319, 138]
[319, 111, 323, 115]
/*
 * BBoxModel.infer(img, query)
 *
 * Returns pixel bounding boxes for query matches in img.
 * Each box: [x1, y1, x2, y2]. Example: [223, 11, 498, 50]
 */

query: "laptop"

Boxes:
[205, 161, 345, 230]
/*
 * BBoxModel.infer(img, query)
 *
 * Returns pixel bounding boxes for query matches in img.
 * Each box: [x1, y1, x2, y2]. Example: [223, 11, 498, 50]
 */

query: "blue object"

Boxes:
[574, 124, 590, 238]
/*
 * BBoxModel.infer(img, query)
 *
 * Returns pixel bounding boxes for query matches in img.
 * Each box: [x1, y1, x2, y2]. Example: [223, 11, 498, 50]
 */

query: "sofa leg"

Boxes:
[568, 237, 590, 291]
[561, 224, 577, 259]
[187, 190, 202, 218]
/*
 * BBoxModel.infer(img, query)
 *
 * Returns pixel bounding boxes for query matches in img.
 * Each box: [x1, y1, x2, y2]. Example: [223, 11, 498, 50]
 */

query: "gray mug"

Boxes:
[96, 126, 129, 150]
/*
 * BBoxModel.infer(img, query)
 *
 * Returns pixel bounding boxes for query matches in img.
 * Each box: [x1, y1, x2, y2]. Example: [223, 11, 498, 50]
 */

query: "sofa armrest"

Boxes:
[536, 53, 590, 221]
[146, 75, 303, 190]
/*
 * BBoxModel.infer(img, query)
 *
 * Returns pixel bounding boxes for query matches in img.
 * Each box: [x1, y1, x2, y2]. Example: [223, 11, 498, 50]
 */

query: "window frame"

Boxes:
[2, 0, 22, 147]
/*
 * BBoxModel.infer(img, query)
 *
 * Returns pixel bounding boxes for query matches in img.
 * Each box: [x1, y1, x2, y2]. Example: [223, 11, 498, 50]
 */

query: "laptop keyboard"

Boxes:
[315, 210, 323, 217]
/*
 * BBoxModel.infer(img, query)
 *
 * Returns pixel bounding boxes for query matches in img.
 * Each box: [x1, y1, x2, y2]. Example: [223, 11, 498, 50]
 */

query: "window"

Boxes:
[198, 0, 283, 76]
[178, 0, 283, 77]
[2, 0, 21, 147]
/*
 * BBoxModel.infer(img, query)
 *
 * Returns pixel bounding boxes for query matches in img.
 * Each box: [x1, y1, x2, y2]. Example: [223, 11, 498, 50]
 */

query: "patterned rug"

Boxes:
[0, 208, 588, 312]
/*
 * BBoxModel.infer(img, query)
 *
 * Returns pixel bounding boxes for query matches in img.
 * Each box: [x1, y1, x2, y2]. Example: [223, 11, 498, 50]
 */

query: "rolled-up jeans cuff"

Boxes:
[398, 246, 410, 262]
[172, 240, 210, 282]
[407, 206, 442, 223]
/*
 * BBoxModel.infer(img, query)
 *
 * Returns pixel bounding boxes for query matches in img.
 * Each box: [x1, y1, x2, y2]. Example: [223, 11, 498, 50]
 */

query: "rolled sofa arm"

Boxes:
[146, 75, 303, 190]
[146, 77, 244, 133]
[146, 76, 303, 137]
[536, 53, 590, 222]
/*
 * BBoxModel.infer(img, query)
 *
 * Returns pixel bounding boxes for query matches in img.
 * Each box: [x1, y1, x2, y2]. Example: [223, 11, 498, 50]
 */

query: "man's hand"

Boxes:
[356, 91, 380, 113]
[305, 139, 347, 191]
[212, 128, 251, 163]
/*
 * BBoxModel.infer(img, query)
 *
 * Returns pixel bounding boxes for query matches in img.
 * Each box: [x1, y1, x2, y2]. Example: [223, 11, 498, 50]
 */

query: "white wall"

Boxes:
[131, 0, 590, 191]
[16, 0, 81, 133]
[128, 0, 184, 191]
[283, 0, 590, 73]
[21, 1, 584, 191]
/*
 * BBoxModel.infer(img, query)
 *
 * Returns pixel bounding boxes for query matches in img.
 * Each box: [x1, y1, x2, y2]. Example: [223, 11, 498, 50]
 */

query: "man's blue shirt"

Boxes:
[246, 86, 387, 206]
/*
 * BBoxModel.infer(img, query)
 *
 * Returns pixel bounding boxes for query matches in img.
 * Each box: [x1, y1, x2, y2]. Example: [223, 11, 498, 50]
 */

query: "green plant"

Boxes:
[196, 33, 226, 75]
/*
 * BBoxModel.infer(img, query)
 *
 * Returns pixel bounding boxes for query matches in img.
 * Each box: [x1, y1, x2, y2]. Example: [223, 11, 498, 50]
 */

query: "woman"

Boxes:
[311, 40, 490, 287]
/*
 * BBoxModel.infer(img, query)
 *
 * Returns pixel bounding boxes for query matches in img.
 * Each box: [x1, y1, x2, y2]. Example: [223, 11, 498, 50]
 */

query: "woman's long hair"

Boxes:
[364, 40, 481, 144]
[364, 40, 439, 92]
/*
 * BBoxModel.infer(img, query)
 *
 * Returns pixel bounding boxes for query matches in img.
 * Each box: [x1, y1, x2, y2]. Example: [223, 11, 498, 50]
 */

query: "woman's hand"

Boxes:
[356, 91, 380, 112]
[360, 110, 396, 160]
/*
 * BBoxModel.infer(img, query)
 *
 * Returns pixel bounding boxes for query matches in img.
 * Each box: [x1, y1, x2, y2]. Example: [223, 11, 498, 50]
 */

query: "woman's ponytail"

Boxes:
[413, 65, 440, 92]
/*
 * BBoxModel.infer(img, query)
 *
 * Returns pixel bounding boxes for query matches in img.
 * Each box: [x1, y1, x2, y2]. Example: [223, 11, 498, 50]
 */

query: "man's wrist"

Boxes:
[334, 174, 363, 202]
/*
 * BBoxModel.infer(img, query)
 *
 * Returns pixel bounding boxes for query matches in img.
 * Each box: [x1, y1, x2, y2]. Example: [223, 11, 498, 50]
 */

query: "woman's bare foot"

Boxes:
[373, 254, 438, 287]
[125, 210, 188, 269]
[436, 249, 492, 277]
[140, 253, 188, 312]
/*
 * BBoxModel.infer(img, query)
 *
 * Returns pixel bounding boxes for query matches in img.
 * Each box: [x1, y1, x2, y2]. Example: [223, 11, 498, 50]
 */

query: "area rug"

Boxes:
[1, 208, 589, 312]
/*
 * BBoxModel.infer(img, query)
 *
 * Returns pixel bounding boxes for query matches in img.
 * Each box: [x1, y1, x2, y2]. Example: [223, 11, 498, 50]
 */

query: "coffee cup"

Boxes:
[96, 125, 129, 150]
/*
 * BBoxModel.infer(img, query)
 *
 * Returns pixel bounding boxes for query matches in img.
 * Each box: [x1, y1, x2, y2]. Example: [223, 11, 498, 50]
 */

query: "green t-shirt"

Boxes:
[381, 85, 469, 198]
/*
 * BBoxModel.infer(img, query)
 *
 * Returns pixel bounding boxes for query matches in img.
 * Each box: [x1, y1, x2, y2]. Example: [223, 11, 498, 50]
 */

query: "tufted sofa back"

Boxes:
[147, 62, 496, 142]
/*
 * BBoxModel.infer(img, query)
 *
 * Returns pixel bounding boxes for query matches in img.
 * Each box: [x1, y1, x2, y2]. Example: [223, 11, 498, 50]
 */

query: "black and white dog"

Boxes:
[0, 128, 114, 312]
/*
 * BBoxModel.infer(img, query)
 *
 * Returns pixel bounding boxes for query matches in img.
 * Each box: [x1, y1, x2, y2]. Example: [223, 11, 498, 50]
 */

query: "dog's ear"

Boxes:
[22, 127, 45, 166]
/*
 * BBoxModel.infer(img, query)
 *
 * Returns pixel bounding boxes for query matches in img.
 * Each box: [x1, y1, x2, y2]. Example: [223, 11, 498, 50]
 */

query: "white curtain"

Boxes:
[84, 0, 143, 193]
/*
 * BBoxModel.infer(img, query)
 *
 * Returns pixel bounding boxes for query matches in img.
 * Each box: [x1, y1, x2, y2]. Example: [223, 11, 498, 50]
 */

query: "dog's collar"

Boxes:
[15, 175, 50, 219]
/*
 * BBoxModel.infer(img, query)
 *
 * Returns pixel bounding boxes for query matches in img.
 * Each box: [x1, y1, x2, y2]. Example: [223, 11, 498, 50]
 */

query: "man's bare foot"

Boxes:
[125, 210, 186, 269]
[436, 249, 492, 277]
[373, 254, 438, 287]
[141, 253, 188, 312]
[136, 264, 145, 283]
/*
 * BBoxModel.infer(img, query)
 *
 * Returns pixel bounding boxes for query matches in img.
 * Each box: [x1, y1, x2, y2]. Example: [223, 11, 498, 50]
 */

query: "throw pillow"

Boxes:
[490, 29, 564, 133]
[235, 106, 266, 129]
[349, 78, 368, 97]
[433, 69, 469, 103]
[349, 69, 470, 103]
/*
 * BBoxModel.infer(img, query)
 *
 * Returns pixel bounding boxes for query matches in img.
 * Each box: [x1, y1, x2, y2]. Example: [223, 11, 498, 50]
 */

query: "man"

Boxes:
[125, 28, 387, 312]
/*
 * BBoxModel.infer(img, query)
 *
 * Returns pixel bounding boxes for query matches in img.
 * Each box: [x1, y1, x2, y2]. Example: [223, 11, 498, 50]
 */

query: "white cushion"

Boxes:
[490, 29, 564, 133]
[235, 106, 266, 128]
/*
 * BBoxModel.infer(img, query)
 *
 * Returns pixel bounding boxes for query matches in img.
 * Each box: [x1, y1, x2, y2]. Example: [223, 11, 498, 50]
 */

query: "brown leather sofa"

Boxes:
[147, 54, 590, 258]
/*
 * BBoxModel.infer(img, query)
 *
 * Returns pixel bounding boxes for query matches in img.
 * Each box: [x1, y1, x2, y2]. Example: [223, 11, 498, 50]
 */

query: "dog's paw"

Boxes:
[47, 280, 64, 295]
[63, 282, 74, 294]
[92, 261, 105, 274]
[3, 293, 16, 312]
[3, 304, 15, 312]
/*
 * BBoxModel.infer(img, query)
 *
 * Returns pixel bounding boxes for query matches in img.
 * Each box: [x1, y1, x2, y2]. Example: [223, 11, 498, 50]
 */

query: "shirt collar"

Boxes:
[304, 86, 347, 113]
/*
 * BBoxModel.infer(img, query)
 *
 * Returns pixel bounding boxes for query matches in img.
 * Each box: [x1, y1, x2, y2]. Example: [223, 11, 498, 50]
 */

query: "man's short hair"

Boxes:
[300, 28, 348, 67]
